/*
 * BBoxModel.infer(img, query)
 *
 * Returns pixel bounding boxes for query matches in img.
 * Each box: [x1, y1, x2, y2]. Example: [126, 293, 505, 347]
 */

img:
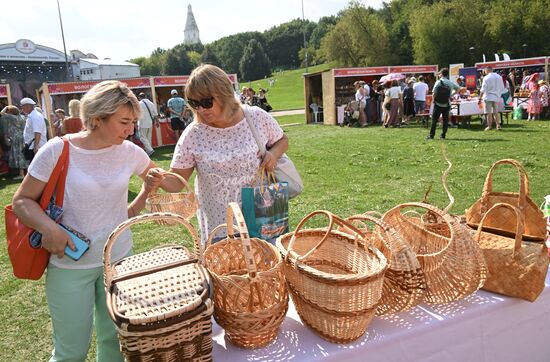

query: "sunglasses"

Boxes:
[187, 97, 214, 109]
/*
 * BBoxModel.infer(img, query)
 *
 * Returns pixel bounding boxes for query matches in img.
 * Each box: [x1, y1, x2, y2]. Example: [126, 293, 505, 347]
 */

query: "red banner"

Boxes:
[388, 65, 438, 74]
[0, 85, 7, 98]
[153, 76, 190, 86]
[47, 78, 151, 95]
[333, 67, 390, 77]
[151, 121, 178, 148]
[475, 57, 547, 70]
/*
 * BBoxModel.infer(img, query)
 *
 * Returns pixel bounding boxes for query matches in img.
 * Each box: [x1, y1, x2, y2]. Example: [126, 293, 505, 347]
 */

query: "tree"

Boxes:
[200, 46, 221, 67]
[264, 19, 315, 69]
[309, 16, 338, 49]
[209, 32, 266, 76]
[163, 46, 194, 75]
[320, 2, 391, 67]
[239, 39, 271, 81]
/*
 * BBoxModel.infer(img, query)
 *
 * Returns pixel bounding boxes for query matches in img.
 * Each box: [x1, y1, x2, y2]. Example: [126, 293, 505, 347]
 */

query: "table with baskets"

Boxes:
[211, 271, 550, 362]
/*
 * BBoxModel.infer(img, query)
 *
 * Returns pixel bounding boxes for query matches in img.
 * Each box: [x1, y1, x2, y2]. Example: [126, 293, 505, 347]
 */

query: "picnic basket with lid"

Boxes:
[203, 202, 288, 349]
[466, 159, 546, 241]
[382, 202, 487, 304]
[104, 212, 213, 362]
[342, 213, 426, 315]
[276, 210, 387, 343]
[145, 171, 198, 225]
[474, 203, 549, 302]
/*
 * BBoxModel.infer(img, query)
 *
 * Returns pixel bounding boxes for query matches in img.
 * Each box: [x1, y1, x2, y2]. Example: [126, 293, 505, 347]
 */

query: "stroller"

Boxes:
[342, 100, 361, 127]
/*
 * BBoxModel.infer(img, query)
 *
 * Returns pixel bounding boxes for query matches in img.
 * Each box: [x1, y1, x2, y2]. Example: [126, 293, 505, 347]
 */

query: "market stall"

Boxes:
[304, 65, 437, 125]
[0, 83, 12, 108]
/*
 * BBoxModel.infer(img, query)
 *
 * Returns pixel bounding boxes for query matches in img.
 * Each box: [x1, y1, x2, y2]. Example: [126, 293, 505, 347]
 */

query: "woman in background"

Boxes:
[384, 80, 402, 128]
[62, 99, 84, 135]
[2, 105, 28, 179]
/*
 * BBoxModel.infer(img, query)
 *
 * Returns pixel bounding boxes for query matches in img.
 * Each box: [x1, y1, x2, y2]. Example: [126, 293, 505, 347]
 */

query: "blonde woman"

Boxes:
[61, 99, 84, 135]
[146, 64, 289, 243]
[12, 80, 157, 361]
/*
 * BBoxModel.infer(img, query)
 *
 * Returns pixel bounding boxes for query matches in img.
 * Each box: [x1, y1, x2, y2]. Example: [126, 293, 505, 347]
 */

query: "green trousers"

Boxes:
[45, 265, 124, 362]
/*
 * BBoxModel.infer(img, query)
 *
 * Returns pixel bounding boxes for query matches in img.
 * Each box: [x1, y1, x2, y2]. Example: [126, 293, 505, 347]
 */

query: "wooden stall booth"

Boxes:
[0, 83, 12, 108]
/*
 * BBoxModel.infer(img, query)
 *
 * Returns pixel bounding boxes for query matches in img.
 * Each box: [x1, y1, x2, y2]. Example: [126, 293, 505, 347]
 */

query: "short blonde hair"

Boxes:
[68, 99, 81, 118]
[185, 64, 240, 123]
[80, 80, 140, 130]
[4, 105, 20, 116]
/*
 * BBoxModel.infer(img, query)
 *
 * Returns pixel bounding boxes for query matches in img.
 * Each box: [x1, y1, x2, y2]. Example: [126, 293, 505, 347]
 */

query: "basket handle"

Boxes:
[103, 212, 200, 288]
[150, 171, 193, 195]
[475, 202, 524, 257]
[481, 159, 528, 215]
[287, 210, 365, 262]
[344, 214, 391, 234]
[205, 223, 240, 246]
[226, 202, 258, 278]
[388, 202, 457, 237]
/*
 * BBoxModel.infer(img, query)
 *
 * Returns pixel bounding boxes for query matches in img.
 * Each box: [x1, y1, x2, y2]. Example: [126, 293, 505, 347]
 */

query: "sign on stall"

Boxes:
[333, 67, 390, 77]
[0, 84, 7, 98]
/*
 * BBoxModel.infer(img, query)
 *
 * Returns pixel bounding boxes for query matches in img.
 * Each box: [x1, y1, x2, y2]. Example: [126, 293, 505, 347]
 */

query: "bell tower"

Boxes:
[184, 5, 201, 45]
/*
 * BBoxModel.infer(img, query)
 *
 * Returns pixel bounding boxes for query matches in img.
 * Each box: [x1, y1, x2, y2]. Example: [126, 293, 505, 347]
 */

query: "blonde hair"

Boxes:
[185, 64, 240, 123]
[80, 80, 140, 130]
[68, 99, 81, 118]
[3, 105, 20, 116]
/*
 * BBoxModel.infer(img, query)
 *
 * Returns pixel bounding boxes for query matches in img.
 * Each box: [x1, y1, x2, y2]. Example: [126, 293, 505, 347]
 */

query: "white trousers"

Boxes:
[139, 127, 154, 154]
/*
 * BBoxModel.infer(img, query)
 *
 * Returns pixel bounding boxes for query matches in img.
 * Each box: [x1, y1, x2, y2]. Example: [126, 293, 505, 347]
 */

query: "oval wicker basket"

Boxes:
[103, 212, 213, 362]
[145, 171, 198, 225]
[343, 213, 426, 316]
[382, 202, 487, 304]
[203, 202, 288, 349]
[276, 211, 387, 343]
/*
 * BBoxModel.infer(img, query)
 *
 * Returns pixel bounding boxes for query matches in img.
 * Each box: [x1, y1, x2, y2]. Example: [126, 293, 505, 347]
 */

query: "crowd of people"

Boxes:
[239, 86, 273, 112]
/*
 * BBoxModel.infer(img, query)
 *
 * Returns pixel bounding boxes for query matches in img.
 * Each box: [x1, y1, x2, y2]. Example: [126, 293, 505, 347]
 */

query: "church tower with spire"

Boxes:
[184, 5, 201, 45]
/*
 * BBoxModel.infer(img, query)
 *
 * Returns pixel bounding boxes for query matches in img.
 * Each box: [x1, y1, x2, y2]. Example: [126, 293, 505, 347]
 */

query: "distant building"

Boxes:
[77, 58, 140, 81]
[184, 5, 201, 45]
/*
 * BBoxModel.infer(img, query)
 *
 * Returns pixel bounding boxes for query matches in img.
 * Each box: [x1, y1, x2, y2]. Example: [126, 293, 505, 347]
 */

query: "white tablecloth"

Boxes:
[430, 100, 505, 116]
[514, 96, 529, 109]
[212, 270, 550, 362]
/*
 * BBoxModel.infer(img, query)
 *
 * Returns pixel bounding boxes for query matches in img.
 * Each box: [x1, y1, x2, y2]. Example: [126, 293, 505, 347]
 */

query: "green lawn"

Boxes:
[1, 119, 549, 360]
[244, 63, 333, 111]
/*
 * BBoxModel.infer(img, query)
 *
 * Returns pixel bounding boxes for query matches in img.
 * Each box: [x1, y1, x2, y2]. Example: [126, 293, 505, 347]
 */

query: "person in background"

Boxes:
[384, 80, 402, 128]
[240, 86, 248, 104]
[402, 80, 416, 125]
[354, 81, 367, 126]
[2, 105, 28, 179]
[478, 66, 505, 131]
[145, 64, 289, 244]
[12, 80, 157, 362]
[501, 72, 511, 106]
[167, 89, 186, 140]
[370, 80, 381, 123]
[138, 92, 159, 157]
[539, 80, 549, 118]
[21, 97, 47, 162]
[53, 109, 66, 137]
[426, 68, 459, 140]
[257, 88, 273, 112]
[527, 82, 541, 120]
[413, 75, 429, 115]
[62, 99, 84, 135]
[362, 81, 372, 124]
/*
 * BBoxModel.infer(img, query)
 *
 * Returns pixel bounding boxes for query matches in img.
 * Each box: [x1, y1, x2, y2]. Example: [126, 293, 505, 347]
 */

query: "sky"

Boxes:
[1, 0, 385, 61]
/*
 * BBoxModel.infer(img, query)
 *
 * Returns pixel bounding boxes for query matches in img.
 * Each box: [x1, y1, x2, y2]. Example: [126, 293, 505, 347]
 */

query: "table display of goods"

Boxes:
[277, 211, 387, 343]
[382, 203, 487, 304]
[145, 171, 198, 225]
[474, 203, 549, 302]
[104, 212, 213, 362]
[466, 159, 547, 242]
[203, 202, 288, 349]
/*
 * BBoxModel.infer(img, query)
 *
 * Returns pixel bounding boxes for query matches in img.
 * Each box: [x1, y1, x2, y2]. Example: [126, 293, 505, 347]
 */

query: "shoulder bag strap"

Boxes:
[142, 100, 155, 121]
[243, 105, 266, 155]
[38, 137, 69, 210]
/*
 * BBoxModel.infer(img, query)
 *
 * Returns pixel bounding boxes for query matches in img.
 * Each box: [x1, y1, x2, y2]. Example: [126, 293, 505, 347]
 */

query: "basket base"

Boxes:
[225, 329, 279, 349]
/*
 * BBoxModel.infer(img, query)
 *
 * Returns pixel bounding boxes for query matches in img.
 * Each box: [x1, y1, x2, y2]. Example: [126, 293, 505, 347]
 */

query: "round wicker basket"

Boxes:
[145, 171, 198, 225]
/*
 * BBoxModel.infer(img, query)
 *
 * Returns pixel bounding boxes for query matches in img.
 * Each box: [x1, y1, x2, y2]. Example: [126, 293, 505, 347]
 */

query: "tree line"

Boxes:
[131, 0, 550, 82]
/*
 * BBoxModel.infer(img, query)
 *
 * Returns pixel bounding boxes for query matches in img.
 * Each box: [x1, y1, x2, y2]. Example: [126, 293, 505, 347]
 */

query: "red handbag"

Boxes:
[5, 138, 69, 280]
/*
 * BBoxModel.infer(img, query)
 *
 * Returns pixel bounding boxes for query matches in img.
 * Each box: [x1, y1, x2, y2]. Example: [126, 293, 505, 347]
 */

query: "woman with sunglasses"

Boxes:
[146, 64, 289, 243]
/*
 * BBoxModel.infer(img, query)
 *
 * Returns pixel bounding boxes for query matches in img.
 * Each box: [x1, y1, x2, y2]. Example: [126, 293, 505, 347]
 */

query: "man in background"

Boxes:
[138, 92, 159, 157]
[478, 66, 504, 131]
[413, 75, 429, 115]
[426, 68, 459, 140]
[167, 89, 186, 140]
[21, 97, 47, 162]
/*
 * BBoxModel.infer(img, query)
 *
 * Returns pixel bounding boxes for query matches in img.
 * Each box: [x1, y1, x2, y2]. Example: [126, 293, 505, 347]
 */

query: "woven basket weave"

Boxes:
[203, 202, 288, 349]
[474, 203, 549, 302]
[276, 211, 387, 343]
[145, 171, 198, 225]
[343, 214, 426, 315]
[382, 202, 487, 304]
[466, 159, 546, 241]
[104, 212, 213, 362]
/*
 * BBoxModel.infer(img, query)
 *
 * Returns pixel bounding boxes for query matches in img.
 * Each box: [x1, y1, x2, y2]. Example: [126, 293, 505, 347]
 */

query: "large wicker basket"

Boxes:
[104, 212, 213, 362]
[276, 211, 387, 343]
[343, 213, 426, 315]
[382, 202, 487, 304]
[203, 202, 288, 349]
[145, 171, 198, 225]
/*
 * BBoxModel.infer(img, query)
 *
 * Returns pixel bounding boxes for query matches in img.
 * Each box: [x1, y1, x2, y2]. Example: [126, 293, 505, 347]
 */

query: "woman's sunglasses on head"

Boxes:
[187, 97, 214, 109]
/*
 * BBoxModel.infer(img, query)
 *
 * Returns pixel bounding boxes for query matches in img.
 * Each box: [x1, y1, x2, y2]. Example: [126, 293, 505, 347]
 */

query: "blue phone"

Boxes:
[60, 225, 90, 261]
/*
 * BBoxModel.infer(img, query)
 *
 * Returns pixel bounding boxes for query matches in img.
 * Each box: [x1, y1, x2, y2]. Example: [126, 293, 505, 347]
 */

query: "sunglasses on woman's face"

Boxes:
[187, 97, 214, 109]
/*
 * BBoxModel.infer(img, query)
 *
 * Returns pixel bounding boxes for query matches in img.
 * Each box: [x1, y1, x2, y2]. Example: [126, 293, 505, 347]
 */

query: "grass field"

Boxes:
[244, 63, 333, 111]
[0, 117, 549, 360]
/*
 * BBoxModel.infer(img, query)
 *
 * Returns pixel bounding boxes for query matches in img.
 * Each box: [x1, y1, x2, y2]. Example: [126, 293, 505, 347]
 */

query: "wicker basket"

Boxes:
[145, 171, 198, 225]
[203, 202, 288, 349]
[466, 159, 546, 241]
[474, 203, 549, 302]
[104, 212, 213, 362]
[276, 211, 387, 343]
[343, 214, 426, 315]
[382, 202, 487, 304]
